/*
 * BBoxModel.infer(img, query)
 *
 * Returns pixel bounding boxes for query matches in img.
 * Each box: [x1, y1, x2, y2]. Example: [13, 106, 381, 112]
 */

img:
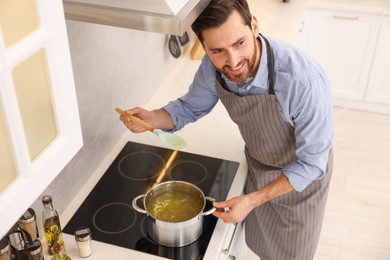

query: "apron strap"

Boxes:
[261, 35, 275, 95]
[216, 70, 227, 90]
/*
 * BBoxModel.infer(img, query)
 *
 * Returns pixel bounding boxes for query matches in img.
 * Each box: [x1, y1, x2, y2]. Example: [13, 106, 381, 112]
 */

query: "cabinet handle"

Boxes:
[333, 15, 359, 20]
[298, 21, 305, 33]
[221, 223, 238, 255]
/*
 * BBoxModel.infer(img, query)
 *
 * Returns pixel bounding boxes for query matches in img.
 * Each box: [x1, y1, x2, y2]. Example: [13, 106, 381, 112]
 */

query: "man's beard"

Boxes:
[218, 38, 258, 84]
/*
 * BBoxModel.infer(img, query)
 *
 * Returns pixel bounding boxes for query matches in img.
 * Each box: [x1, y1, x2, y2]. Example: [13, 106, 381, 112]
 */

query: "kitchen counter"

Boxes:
[55, 0, 310, 259]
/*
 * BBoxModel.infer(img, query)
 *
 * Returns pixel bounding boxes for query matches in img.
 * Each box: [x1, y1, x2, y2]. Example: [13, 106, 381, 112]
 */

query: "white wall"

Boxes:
[29, 20, 189, 232]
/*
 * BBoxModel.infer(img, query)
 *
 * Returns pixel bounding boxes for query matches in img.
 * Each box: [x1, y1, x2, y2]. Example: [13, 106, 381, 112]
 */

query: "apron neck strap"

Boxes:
[261, 34, 275, 95]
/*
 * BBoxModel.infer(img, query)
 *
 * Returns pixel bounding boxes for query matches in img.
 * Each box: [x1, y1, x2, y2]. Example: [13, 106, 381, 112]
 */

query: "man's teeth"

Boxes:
[230, 63, 243, 71]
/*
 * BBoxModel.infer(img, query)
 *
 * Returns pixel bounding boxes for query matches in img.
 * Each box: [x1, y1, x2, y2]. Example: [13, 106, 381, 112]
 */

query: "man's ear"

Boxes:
[251, 15, 259, 35]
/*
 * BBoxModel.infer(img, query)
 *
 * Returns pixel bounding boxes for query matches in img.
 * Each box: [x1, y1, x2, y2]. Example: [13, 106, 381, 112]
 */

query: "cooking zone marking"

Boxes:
[118, 151, 165, 181]
[92, 202, 136, 234]
[169, 161, 208, 185]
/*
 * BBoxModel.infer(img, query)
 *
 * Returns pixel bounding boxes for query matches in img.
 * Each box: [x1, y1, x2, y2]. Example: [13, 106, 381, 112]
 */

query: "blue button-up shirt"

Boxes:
[163, 36, 333, 192]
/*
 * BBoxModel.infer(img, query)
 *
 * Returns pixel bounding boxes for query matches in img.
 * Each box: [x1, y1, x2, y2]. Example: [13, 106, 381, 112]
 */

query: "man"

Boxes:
[120, 0, 333, 259]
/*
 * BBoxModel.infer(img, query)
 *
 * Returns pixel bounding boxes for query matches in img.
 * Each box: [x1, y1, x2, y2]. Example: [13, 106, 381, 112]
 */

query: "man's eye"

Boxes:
[212, 49, 224, 55]
[237, 40, 245, 47]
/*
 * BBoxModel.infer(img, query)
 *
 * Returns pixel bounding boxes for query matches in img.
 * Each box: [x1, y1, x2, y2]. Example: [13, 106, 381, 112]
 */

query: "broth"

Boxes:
[147, 190, 204, 222]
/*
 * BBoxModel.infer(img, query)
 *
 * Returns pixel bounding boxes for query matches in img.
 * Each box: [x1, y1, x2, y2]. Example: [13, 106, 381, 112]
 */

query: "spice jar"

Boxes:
[26, 240, 43, 260]
[74, 227, 91, 258]
[0, 237, 11, 260]
[18, 208, 39, 243]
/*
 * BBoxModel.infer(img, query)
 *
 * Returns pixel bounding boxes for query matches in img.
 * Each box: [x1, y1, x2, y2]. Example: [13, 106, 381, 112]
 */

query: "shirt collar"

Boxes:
[252, 35, 269, 90]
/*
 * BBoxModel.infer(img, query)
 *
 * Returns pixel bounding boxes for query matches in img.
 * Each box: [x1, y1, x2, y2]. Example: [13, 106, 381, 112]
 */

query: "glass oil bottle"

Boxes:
[42, 195, 71, 260]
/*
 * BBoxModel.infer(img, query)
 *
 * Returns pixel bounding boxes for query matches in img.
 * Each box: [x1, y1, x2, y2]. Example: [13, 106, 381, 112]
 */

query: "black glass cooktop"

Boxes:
[64, 141, 239, 260]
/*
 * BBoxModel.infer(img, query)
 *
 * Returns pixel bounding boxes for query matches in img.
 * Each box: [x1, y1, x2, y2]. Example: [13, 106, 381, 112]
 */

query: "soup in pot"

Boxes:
[146, 190, 204, 222]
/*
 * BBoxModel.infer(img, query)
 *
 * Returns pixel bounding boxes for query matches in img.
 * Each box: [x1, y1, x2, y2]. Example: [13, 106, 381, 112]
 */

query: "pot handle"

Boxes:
[200, 197, 217, 217]
[132, 195, 147, 214]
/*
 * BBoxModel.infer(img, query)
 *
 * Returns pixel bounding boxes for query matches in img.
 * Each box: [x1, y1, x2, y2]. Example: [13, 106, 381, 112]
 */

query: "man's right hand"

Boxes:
[118, 107, 174, 133]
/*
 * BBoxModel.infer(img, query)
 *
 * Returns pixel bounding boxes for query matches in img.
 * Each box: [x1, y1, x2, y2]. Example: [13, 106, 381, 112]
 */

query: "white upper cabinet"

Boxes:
[299, 0, 390, 114]
[300, 9, 380, 100]
[0, 0, 83, 238]
[366, 14, 390, 104]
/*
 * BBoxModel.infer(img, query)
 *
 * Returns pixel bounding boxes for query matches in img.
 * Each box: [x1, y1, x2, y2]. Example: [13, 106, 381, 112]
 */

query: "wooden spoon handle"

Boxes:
[115, 108, 154, 132]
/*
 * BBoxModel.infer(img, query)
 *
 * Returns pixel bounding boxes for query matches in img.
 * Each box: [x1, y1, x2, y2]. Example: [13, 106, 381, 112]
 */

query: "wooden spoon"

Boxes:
[115, 108, 187, 150]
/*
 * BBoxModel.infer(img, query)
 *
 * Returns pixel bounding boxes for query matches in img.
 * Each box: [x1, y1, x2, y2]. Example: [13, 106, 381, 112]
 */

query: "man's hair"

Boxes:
[191, 0, 252, 43]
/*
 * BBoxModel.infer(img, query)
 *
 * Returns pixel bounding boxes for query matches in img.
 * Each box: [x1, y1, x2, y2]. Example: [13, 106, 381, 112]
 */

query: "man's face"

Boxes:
[202, 10, 260, 84]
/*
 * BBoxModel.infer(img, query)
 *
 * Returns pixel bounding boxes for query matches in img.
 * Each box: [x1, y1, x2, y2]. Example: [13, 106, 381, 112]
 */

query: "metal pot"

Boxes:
[132, 181, 216, 247]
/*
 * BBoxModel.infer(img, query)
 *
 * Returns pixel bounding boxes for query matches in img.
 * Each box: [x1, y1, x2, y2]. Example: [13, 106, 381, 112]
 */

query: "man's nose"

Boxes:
[226, 50, 240, 67]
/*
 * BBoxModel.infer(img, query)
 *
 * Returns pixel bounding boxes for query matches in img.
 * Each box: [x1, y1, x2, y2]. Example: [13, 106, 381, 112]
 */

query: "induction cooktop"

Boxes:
[63, 141, 239, 260]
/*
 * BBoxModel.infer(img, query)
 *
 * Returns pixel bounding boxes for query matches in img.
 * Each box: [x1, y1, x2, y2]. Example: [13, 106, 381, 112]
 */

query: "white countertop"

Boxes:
[54, 0, 312, 259]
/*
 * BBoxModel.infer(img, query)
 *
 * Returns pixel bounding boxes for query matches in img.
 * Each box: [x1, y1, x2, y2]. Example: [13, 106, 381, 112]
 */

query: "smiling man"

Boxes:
[119, 0, 334, 259]
[200, 10, 261, 84]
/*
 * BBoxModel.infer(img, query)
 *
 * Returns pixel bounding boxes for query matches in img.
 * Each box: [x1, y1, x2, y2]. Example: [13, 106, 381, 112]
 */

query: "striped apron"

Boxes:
[215, 37, 333, 260]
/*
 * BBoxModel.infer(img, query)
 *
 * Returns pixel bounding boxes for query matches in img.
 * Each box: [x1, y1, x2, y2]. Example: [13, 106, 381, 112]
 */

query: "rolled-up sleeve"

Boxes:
[281, 66, 333, 192]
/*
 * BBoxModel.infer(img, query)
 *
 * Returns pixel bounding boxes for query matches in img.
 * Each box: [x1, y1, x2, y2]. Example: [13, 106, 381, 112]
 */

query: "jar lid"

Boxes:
[18, 208, 36, 224]
[26, 240, 42, 256]
[75, 227, 91, 242]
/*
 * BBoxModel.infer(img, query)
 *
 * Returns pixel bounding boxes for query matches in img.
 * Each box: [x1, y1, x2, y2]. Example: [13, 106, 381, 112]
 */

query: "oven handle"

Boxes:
[221, 223, 238, 255]
[132, 195, 147, 214]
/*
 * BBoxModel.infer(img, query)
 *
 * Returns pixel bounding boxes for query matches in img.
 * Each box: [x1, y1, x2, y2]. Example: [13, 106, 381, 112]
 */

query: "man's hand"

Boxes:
[212, 195, 255, 223]
[119, 107, 174, 132]
[212, 175, 294, 223]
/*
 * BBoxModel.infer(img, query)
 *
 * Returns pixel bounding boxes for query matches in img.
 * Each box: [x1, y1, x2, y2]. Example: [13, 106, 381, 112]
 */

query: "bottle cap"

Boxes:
[42, 195, 52, 204]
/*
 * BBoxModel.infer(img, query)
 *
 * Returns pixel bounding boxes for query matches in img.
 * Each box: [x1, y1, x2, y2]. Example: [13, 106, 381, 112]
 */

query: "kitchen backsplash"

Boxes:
[29, 20, 190, 236]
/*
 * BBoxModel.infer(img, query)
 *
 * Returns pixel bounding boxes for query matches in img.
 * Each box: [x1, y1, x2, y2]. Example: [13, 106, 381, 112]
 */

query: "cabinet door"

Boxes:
[301, 9, 380, 100]
[0, 0, 82, 238]
[366, 15, 390, 104]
